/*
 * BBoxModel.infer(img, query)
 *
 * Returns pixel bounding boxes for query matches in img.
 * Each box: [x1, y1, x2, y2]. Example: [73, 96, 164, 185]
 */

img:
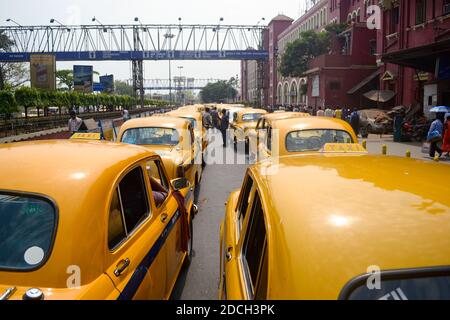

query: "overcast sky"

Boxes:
[0, 0, 306, 87]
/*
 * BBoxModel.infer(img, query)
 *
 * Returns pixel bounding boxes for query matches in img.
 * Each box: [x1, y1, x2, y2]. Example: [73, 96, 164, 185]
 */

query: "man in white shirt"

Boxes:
[317, 107, 325, 117]
[68, 110, 83, 134]
[324, 107, 334, 117]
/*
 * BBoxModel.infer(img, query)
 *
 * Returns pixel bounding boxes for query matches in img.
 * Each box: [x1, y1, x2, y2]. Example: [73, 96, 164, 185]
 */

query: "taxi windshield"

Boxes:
[286, 129, 353, 152]
[242, 113, 263, 122]
[0, 193, 56, 270]
[344, 272, 450, 300]
[121, 127, 180, 146]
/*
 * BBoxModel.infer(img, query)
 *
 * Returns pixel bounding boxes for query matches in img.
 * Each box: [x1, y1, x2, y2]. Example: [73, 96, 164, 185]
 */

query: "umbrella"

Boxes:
[429, 106, 450, 113]
[363, 90, 396, 103]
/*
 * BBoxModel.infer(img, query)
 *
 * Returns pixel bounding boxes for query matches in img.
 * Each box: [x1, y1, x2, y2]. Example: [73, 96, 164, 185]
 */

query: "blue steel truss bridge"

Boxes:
[0, 23, 268, 106]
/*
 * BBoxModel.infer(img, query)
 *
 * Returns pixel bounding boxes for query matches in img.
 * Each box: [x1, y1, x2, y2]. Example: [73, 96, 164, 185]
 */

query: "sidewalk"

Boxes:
[363, 134, 450, 164]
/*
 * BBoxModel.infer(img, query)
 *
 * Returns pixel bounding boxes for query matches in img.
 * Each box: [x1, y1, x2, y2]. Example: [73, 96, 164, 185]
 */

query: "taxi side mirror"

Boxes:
[171, 177, 191, 191]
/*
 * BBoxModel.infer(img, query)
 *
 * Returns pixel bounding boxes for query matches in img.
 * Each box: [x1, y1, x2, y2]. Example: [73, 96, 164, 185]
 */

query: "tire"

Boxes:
[233, 137, 237, 152]
[245, 139, 249, 155]
[184, 213, 194, 267]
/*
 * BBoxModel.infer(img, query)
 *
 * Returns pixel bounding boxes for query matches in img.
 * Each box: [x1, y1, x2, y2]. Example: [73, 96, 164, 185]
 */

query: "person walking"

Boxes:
[122, 109, 130, 122]
[442, 114, 450, 157]
[427, 113, 445, 158]
[317, 107, 325, 117]
[350, 109, 360, 136]
[211, 107, 220, 130]
[68, 110, 83, 135]
[220, 109, 230, 147]
[324, 107, 334, 117]
[202, 107, 213, 130]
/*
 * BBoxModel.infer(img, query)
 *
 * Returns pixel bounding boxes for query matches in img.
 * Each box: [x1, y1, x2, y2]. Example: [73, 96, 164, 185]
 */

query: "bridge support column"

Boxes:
[132, 59, 145, 109]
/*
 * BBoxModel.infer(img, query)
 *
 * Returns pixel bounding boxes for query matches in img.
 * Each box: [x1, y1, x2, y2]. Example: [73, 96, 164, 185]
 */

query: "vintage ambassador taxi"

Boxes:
[117, 116, 202, 188]
[247, 112, 310, 158]
[219, 150, 450, 299]
[253, 117, 358, 161]
[165, 109, 208, 159]
[0, 140, 195, 300]
[230, 108, 267, 151]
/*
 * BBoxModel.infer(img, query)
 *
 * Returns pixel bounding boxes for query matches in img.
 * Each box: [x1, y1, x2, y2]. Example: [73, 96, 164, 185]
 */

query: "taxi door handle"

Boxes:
[114, 258, 130, 277]
[226, 246, 233, 262]
[160, 213, 169, 223]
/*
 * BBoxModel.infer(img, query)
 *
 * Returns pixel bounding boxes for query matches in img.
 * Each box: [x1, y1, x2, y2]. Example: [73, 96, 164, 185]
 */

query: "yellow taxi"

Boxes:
[117, 116, 203, 189]
[166, 109, 208, 159]
[219, 151, 450, 299]
[248, 112, 310, 159]
[230, 108, 267, 151]
[255, 117, 358, 161]
[0, 140, 195, 300]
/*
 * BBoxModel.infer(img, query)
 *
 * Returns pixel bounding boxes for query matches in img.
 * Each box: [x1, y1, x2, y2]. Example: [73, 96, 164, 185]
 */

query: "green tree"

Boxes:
[200, 79, 238, 103]
[0, 90, 19, 118]
[56, 69, 74, 91]
[0, 31, 28, 90]
[114, 80, 134, 96]
[14, 87, 40, 118]
[279, 23, 348, 78]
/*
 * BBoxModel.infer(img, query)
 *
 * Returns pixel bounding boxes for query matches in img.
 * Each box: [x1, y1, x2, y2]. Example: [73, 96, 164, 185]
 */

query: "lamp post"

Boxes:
[164, 33, 175, 105]
[5, 18, 22, 27]
[50, 19, 70, 32]
[177, 66, 184, 105]
[92, 16, 107, 32]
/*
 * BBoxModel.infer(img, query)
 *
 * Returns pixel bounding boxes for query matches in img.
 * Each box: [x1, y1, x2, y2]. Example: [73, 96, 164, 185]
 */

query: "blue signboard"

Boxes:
[73, 65, 93, 93]
[99, 75, 114, 93]
[0, 50, 268, 62]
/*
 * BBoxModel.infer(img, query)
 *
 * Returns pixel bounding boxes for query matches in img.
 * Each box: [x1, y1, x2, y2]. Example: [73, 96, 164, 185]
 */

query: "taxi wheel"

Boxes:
[245, 139, 249, 154]
[184, 214, 194, 267]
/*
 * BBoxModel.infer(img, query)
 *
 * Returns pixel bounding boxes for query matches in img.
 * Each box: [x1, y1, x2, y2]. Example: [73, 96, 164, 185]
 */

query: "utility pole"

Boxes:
[132, 25, 145, 109]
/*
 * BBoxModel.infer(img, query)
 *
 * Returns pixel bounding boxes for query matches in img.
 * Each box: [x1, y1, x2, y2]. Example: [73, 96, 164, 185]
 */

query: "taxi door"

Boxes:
[145, 159, 187, 299]
[183, 126, 199, 187]
[223, 173, 256, 299]
[105, 163, 167, 300]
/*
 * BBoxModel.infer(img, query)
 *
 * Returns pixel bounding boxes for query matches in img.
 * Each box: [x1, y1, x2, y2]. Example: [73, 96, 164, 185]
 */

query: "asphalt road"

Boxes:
[172, 136, 249, 300]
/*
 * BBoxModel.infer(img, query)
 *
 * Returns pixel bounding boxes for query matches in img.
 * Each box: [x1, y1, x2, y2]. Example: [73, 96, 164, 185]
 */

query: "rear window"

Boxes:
[342, 271, 450, 300]
[121, 127, 179, 146]
[242, 113, 263, 122]
[286, 129, 353, 152]
[182, 117, 197, 129]
[0, 193, 57, 270]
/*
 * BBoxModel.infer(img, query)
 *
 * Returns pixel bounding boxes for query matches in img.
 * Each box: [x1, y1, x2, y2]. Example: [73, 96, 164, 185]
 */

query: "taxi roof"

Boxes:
[251, 154, 450, 299]
[119, 116, 191, 133]
[0, 140, 156, 287]
[237, 108, 267, 115]
[262, 112, 310, 122]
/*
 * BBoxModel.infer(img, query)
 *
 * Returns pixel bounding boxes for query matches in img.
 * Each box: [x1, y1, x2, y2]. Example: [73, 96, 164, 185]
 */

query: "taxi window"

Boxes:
[121, 127, 180, 146]
[108, 189, 126, 249]
[242, 113, 263, 122]
[286, 129, 353, 152]
[182, 117, 197, 129]
[242, 192, 267, 297]
[146, 160, 169, 208]
[342, 272, 450, 300]
[0, 193, 56, 270]
[237, 175, 253, 228]
[119, 167, 150, 233]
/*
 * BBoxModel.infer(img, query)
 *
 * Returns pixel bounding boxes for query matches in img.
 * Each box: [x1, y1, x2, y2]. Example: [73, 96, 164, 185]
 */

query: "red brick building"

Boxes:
[241, 15, 293, 106]
[380, 0, 450, 118]
[304, 0, 379, 110]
